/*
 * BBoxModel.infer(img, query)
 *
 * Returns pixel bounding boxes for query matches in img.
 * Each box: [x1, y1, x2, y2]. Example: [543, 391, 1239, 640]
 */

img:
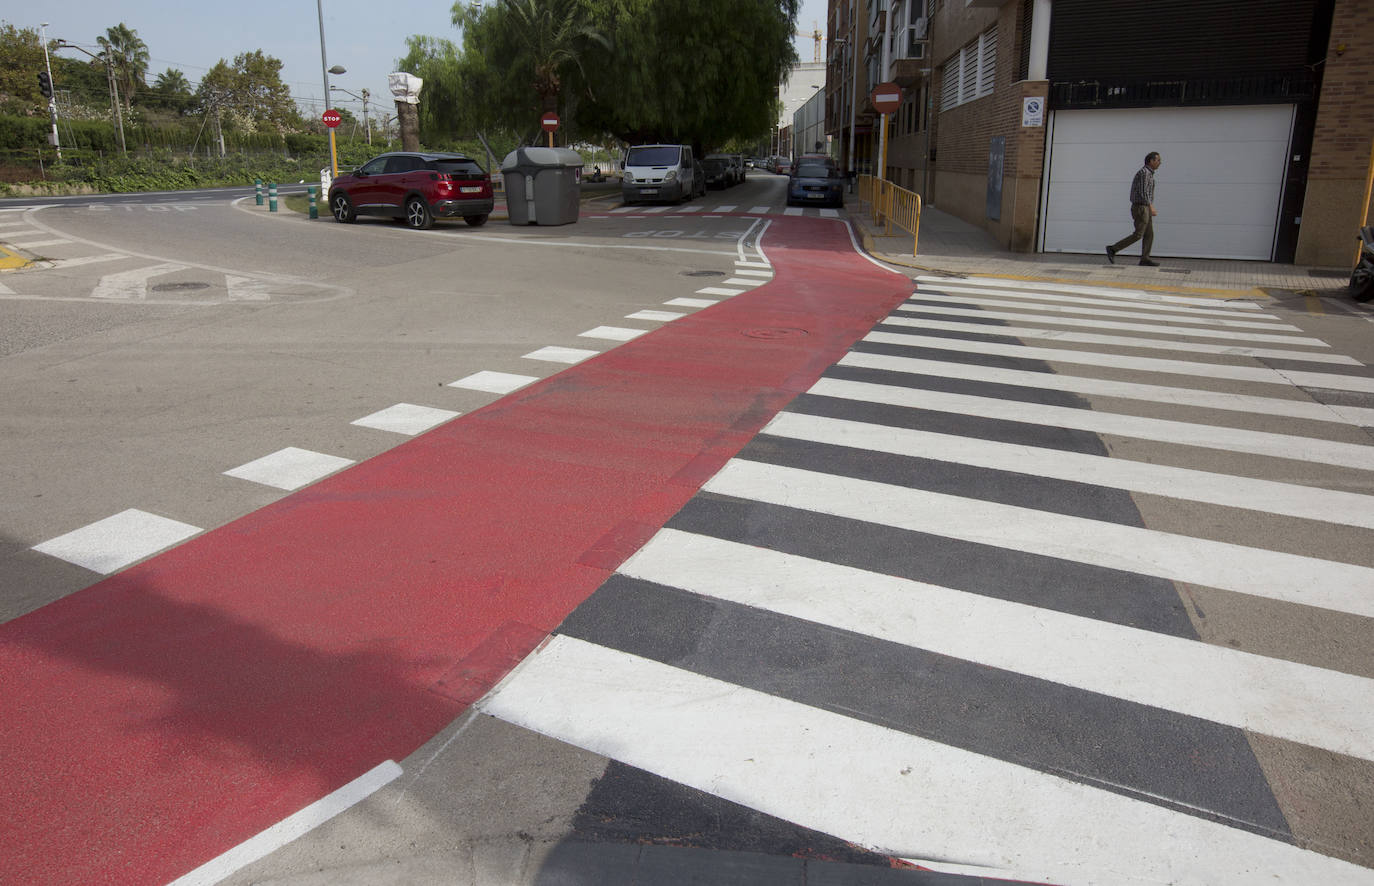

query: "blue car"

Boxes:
[786, 158, 844, 208]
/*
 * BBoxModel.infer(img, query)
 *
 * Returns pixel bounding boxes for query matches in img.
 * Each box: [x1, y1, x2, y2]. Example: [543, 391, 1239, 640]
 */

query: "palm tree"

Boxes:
[97, 22, 149, 112]
[502, 0, 609, 113]
[153, 68, 193, 113]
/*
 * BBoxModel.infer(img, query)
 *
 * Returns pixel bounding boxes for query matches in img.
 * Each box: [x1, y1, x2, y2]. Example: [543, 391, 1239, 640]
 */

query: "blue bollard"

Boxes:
[268, 183, 278, 213]
[255, 178, 263, 206]
[307, 186, 318, 219]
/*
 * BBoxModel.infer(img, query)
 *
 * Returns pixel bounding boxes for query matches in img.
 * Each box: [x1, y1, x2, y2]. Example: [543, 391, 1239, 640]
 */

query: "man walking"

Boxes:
[1106, 152, 1162, 267]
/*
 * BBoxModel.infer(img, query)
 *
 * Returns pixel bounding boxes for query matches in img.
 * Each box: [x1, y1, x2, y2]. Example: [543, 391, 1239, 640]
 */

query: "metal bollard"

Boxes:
[268, 183, 278, 213]
[255, 178, 263, 206]
[307, 186, 318, 219]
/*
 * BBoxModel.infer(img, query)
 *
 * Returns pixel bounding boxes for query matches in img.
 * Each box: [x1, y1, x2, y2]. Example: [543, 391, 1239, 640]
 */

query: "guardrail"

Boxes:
[856, 174, 922, 256]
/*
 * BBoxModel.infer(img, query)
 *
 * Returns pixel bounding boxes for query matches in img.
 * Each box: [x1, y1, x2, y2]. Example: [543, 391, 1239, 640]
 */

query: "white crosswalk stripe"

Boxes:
[481, 276, 1374, 884]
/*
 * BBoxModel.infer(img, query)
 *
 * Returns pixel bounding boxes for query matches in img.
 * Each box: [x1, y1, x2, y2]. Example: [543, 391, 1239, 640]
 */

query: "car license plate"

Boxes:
[460, 186, 483, 194]
[806, 192, 826, 199]
[641, 188, 658, 196]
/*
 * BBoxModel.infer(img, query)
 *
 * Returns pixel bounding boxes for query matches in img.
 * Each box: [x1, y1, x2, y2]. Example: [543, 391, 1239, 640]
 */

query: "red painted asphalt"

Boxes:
[0, 217, 910, 884]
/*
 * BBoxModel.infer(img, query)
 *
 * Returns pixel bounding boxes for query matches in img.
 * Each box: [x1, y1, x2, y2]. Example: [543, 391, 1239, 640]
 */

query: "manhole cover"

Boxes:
[150, 282, 211, 292]
[743, 327, 809, 340]
[682, 270, 725, 277]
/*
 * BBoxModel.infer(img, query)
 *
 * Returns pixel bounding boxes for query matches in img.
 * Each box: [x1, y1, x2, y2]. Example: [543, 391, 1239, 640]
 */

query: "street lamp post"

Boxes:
[316, 0, 347, 175]
[39, 23, 60, 160]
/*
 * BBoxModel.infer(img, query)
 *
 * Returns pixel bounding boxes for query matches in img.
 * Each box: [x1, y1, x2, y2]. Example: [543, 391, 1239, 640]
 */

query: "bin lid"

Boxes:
[501, 146, 585, 171]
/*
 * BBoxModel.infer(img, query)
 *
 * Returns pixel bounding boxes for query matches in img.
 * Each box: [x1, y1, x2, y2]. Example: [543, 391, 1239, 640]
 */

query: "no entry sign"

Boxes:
[540, 113, 560, 132]
[870, 83, 901, 115]
[322, 109, 342, 129]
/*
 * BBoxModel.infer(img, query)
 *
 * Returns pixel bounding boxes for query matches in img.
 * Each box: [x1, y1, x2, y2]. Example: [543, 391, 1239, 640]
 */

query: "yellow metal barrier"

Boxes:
[856, 175, 921, 256]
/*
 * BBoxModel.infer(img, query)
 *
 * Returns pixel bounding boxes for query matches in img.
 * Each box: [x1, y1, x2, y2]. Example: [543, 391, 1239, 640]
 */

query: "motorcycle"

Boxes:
[1351, 225, 1374, 303]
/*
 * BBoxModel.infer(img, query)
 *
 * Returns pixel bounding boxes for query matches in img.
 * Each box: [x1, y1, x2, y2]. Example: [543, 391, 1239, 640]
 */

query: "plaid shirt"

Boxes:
[1129, 165, 1155, 206]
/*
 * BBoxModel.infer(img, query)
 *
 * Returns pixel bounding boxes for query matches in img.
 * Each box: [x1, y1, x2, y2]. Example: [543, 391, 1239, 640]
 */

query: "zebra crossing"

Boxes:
[478, 276, 1374, 885]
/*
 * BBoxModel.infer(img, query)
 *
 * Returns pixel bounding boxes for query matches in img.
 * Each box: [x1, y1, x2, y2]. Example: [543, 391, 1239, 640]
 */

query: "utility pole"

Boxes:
[55, 40, 126, 156]
[39, 23, 60, 160]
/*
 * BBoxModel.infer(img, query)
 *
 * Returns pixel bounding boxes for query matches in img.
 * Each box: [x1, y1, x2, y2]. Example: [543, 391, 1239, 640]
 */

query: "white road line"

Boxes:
[721, 277, 765, 287]
[810, 376, 1374, 470]
[696, 286, 745, 297]
[916, 275, 1266, 310]
[448, 370, 541, 394]
[625, 310, 686, 321]
[909, 292, 1295, 330]
[838, 350, 1374, 426]
[223, 447, 355, 491]
[640, 206, 669, 214]
[735, 262, 771, 270]
[167, 761, 402, 886]
[481, 636, 1374, 886]
[715, 205, 737, 212]
[225, 275, 273, 301]
[523, 346, 601, 363]
[665, 297, 719, 308]
[896, 303, 1324, 345]
[610, 207, 637, 214]
[90, 263, 187, 300]
[783, 207, 804, 216]
[864, 331, 1371, 386]
[45, 253, 130, 268]
[4, 238, 69, 248]
[748, 205, 771, 214]
[623, 528, 1374, 760]
[763, 411, 1374, 530]
[912, 283, 1284, 321]
[351, 403, 459, 435]
[579, 325, 648, 341]
[679, 205, 702, 212]
[820, 209, 840, 218]
[881, 316, 1348, 363]
[32, 509, 202, 575]
[704, 458, 1374, 617]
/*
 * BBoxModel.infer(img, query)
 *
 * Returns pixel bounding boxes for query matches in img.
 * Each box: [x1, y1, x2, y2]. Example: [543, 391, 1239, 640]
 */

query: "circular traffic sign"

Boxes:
[540, 112, 560, 132]
[322, 109, 342, 129]
[870, 82, 902, 115]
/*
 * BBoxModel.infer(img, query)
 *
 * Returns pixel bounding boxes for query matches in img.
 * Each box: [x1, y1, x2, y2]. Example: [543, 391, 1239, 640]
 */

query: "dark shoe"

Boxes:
[1105, 246, 1116, 264]
[1138, 258, 1160, 267]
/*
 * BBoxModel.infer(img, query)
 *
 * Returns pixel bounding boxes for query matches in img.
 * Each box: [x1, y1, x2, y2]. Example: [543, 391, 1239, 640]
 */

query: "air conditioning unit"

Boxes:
[911, 15, 928, 39]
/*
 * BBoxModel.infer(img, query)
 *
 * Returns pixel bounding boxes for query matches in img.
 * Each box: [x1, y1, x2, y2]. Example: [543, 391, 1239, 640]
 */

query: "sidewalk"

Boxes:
[849, 197, 1362, 301]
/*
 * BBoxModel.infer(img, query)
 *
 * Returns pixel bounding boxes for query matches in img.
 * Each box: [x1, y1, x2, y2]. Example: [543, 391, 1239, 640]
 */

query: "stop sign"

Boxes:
[540, 113, 560, 132]
[322, 109, 342, 129]
[870, 83, 902, 115]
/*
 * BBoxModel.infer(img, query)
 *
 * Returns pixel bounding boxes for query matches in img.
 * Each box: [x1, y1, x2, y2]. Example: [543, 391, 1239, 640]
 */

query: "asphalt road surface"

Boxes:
[2, 175, 1373, 886]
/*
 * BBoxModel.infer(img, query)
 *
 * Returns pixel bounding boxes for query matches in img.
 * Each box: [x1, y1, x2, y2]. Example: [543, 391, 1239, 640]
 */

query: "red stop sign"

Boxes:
[870, 83, 902, 115]
[322, 109, 342, 129]
[540, 113, 560, 132]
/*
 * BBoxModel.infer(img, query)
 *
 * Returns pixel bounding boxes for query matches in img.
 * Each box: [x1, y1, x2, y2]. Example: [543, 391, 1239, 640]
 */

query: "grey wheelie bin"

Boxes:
[501, 147, 583, 225]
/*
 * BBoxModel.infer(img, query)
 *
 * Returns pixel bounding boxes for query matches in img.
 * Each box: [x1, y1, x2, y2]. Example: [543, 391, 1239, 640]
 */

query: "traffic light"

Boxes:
[37, 71, 53, 99]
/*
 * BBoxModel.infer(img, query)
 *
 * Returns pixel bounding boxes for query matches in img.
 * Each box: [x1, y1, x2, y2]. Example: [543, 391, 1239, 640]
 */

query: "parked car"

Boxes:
[328, 151, 493, 229]
[702, 156, 732, 189]
[786, 158, 845, 207]
[774, 156, 793, 176]
[622, 144, 701, 204]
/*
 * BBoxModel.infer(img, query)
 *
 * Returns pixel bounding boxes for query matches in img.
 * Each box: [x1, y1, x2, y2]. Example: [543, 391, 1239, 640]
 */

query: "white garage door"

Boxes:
[1039, 105, 1295, 260]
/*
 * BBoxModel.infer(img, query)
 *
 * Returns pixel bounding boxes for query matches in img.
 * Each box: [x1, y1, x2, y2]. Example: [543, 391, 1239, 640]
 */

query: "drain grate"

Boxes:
[742, 327, 809, 340]
[150, 282, 211, 292]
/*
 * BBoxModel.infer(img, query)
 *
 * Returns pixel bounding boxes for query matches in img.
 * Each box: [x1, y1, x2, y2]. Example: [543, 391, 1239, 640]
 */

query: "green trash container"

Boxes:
[501, 147, 583, 226]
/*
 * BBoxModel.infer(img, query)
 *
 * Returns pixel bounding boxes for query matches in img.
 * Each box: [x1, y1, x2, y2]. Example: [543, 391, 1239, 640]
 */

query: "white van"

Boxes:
[621, 144, 701, 205]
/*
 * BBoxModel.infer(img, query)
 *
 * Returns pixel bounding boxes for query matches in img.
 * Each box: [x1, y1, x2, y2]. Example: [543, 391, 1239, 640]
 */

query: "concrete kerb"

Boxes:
[846, 201, 1362, 304]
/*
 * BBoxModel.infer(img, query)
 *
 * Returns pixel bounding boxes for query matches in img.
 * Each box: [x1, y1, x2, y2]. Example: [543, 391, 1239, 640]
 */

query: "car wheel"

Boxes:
[464, 214, 488, 227]
[330, 192, 356, 223]
[404, 196, 433, 230]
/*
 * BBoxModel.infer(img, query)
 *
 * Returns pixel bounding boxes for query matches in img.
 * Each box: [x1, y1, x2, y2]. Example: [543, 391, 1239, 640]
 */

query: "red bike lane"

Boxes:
[0, 217, 910, 885]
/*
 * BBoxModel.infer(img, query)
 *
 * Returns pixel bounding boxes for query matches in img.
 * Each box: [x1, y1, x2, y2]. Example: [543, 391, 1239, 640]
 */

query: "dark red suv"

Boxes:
[328, 151, 494, 229]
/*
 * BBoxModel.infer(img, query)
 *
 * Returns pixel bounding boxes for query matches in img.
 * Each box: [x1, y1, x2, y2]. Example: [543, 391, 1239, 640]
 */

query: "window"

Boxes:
[939, 24, 998, 112]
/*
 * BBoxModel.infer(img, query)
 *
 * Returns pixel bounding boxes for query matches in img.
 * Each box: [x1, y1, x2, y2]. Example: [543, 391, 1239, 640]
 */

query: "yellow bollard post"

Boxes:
[912, 193, 922, 256]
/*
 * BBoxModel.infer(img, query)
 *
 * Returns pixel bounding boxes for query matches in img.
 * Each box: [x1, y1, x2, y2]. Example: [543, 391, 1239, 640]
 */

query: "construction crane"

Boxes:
[796, 21, 824, 63]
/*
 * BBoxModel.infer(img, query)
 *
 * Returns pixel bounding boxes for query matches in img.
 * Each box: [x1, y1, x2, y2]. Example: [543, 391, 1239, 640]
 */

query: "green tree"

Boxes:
[0, 22, 48, 113]
[196, 51, 298, 132]
[97, 22, 149, 111]
[148, 68, 194, 114]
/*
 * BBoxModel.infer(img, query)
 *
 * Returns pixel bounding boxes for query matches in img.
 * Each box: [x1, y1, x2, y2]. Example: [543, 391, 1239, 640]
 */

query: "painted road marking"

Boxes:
[480, 635, 1374, 886]
[223, 447, 356, 490]
[881, 315, 1347, 363]
[46, 253, 130, 268]
[784, 207, 803, 216]
[810, 376, 1374, 470]
[225, 275, 274, 301]
[621, 528, 1374, 761]
[696, 286, 745, 297]
[166, 761, 402, 886]
[820, 209, 840, 218]
[703, 458, 1374, 618]
[625, 310, 686, 322]
[839, 350, 1374, 426]
[447, 370, 541, 394]
[579, 325, 648, 341]
[915, 282, 1285, 320]
[749, 206, 770, 214]
[715, 205, 737, 213]
[32, 509, 202, 574]
[721, 277, 766, 287]
[351, 404, 460, 436]
[917, 275, 1267, 310]
[90, 263, 187, 300]
[665, 297, 719, 308]
[523, 345, 601, 364]
[4, 238, 69, 249]
[763, 411, 1374, 530]
[909, 291, 1296, 330]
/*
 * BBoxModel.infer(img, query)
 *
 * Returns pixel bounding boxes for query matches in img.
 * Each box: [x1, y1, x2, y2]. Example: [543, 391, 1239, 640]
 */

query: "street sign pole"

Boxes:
[323, 109, 342, 177]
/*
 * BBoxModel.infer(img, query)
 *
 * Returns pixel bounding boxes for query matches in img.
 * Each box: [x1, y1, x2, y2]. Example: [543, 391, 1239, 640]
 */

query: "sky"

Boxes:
[19, 0, 827, 127]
